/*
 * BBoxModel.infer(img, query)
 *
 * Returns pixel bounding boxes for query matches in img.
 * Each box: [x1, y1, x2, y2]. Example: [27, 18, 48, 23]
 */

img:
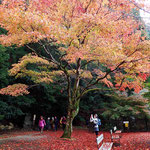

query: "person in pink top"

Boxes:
[38, 116, 46, 133]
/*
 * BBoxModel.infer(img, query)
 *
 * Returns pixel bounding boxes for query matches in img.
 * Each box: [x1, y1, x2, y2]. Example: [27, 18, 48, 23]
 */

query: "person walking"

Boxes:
[50, 117, 54, 131]
[54, 116, 58, 131]
[38, 116, 46, 133]
[46, 117, 51, 131]
[60, 116, 66, 130]
[90, 114, 99, 137]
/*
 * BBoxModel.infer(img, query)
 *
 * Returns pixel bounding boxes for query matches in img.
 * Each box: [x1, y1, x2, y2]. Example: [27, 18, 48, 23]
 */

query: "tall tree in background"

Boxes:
[0, 0, 149, 138]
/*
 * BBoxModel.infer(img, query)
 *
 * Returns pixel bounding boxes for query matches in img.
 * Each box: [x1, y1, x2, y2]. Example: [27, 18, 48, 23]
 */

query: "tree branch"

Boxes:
[77, 88, 114, 100]
[80, 60, 126, 95]
[27, 84, 40, 89]
[128, 0, 150, 14]
[63, 68, 71, 102]
[128, 56, 150, 63]
[38, 40, 59, 65]
[85, 0, 92, 12]
[73, 58, 81, 99]
[81, 60, 96, 68]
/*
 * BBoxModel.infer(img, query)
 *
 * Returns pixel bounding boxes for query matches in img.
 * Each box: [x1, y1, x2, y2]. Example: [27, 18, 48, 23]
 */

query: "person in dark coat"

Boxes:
[50, 117, 54, 130]
[46, 117, 51, 130]
[54, 116, 58, 131]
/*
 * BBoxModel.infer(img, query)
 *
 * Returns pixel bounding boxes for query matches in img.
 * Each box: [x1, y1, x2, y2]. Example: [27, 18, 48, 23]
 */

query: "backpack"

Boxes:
[98, 119, 101, 126]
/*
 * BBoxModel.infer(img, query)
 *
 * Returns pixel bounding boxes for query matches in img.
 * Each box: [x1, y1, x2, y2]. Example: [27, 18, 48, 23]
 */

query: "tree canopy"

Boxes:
[0, 0, 149, 138]
[0, 0, 149, 94]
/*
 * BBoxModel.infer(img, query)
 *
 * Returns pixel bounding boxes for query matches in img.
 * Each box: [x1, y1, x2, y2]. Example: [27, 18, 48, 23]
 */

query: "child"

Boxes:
[38, 116, 46, 133]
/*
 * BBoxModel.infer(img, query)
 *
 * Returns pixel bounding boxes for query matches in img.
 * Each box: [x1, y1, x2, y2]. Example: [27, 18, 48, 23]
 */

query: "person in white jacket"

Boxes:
[90, 114, 99, 137]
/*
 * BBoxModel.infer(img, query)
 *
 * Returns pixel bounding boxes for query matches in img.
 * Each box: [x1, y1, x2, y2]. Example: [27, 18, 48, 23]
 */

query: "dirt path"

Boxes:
[0, 133, 47, 143]
[0, 132, 52, 150]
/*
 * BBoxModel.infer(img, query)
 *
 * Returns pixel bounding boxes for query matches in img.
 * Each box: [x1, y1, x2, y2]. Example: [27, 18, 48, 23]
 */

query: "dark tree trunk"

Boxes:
[61, 99, 80, 138]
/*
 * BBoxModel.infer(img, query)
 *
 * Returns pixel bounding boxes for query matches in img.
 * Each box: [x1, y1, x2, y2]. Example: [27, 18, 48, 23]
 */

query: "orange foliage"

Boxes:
[0, 84, 29, 96]
[0, 0, 149, 95]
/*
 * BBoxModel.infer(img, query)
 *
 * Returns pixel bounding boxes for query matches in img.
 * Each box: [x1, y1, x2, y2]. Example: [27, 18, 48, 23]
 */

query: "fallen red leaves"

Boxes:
[0, 129, 150, 150]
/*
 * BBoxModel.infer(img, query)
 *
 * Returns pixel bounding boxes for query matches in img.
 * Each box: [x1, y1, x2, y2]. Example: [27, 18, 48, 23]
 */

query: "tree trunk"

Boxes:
[61, 58, 81, 138]
[61, 99, 80, 138]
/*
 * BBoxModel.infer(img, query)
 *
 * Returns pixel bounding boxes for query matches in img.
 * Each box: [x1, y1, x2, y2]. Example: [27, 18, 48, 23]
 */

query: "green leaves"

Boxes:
[0, 45, 9, 87]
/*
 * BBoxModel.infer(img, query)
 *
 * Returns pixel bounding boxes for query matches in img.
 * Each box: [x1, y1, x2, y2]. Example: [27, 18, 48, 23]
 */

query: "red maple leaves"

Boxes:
[138, 73, 148, 81]
[0, 129, 150, 150]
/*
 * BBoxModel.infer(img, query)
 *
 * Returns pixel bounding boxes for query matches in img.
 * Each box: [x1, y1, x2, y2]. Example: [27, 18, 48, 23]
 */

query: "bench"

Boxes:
[110, 126, 122, 146]
[113, 126, 122, 134]
[96, 134, 113, 150]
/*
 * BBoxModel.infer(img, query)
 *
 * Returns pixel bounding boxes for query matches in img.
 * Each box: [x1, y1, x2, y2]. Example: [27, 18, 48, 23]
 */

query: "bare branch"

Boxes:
[80, 60, 126, 95]
[85, 0, 92, 12]
[81, 60, 96, 68]
[77, 88, 115, 100]
[26, 45, 37, 54]
[38, 40, 59, 65]
[128, 56, 150, 63]
[96, 2, 102, 14]
[128, 0, 150, 14]
[20, 26, 27, 32]
[28, 84, 40, 89]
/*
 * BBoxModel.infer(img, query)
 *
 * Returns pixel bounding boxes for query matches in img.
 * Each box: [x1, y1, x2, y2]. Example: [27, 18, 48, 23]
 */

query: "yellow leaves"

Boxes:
[102, 0, 109, 6]
[80, 71, 93, 79]
[23, 70, 63, 84]
[137, 40, 150, 55]
[8, 53, 67, 84]
[70, 39, 80, 48]
[9, 54, 56, 76]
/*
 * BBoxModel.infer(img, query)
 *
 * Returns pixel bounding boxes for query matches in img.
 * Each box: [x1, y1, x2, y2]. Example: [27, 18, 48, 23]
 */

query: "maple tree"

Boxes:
[0, 0, 150, 138]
